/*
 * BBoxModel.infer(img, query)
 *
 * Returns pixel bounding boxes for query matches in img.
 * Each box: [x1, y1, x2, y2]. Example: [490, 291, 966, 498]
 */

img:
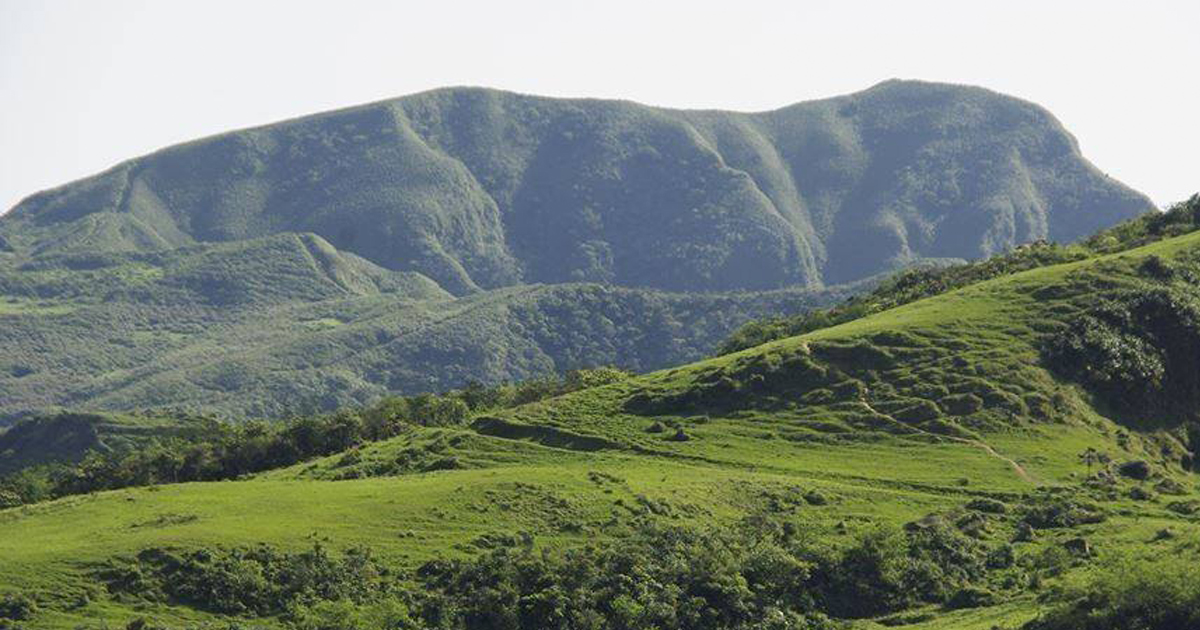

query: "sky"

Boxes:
[1, 0, 1196, 213]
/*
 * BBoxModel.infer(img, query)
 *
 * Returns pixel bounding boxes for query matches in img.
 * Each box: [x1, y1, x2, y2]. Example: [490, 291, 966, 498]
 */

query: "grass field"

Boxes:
[2, 229, 1200, 629]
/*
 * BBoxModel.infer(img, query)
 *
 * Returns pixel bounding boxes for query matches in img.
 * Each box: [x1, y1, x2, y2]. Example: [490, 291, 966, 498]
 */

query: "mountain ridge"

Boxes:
[1, 80, 1152, 293]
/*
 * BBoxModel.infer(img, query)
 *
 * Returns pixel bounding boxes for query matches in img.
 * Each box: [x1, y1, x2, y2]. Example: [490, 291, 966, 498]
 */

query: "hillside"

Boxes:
[0, 81, 1153, 420]
[0, 412, 200, 476]
[1, 201, 1198, 629]
[0, 233, 856, 421]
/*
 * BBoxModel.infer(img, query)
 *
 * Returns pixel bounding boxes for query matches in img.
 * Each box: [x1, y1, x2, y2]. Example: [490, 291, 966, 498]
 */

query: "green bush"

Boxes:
[98, 543, 394, 617]
[0, 594, 35, 621]
[1043, 284, 1200, 424]
[92, 514, 1020, 628]
[414, 519, 840, 630]
[1021, 498, 1106, 529]
[1024, 558, 1200, 630]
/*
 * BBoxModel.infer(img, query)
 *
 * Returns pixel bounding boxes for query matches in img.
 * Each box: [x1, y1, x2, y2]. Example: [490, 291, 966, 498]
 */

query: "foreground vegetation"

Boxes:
[2, 198, 1199, 629]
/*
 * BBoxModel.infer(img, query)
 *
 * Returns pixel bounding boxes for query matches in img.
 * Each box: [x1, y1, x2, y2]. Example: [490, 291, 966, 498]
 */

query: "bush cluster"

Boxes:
[1042, 285, 1200, 424]
[1025, 559, 1200, 630]
[99, 514, 1011, 630]
[0, 594, 36, 622]
[99, 543, 394, 618]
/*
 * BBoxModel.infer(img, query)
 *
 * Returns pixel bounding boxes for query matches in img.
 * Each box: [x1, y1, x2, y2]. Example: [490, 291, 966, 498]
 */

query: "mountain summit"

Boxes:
[1, 80, 1151, 293]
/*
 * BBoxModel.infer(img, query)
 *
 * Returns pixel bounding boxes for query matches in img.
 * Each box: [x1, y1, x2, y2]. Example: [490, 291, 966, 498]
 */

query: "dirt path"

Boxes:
[860, 401, 1035, 484]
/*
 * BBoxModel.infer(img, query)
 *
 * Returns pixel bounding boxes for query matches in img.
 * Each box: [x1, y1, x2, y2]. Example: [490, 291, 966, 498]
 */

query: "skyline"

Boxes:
[2, 0, 1197, 212]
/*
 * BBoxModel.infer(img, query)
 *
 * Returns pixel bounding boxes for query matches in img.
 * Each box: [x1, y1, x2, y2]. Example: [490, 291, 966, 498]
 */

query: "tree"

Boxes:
[1079, 448, 1107, 475]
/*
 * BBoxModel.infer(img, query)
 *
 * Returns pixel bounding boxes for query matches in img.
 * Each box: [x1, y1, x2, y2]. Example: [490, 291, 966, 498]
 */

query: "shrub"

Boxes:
[409, 395, 470, 427]
[564, 367, 632, 390]
[1021, 498, 1106, 529]
[965, 498, 1008, 514]
[944, 586, 998, 610]
[97, 543, 395, 617]
[1116, 460, 1151, 480]
[90, 513, 1021, 628]
[290, 599, 417, 630]
[667, 427, 691, 442]
[803, 491, 829, 506]
[0, 491, 21, 510]
[0, 594, 35, 621]
[415, 519, 840, 630]
[1024, 558, 1200, 630]
[1043, 285, 1200, 425]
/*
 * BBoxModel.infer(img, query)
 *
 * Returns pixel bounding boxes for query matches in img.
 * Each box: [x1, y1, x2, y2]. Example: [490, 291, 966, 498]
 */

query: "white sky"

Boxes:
[1, 0, 1196, 213]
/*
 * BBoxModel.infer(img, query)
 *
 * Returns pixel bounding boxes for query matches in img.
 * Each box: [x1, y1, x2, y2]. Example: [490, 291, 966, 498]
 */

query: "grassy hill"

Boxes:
[0, 81, 1153, 421]
[1, 201, 1198, 629]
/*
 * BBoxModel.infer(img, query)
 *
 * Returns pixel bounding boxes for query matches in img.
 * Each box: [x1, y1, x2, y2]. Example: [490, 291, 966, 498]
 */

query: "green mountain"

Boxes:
[1, 198, 1197, 630]
[2, 80, 1149, 290]
[0, 80, 1152, 420]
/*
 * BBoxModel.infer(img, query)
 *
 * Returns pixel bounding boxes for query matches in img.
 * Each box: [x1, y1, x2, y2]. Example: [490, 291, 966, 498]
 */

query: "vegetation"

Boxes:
[0, 411, 203, 476]
[98, 543, 397, 618]
[719, 243, 1087, 354]
[0, 233, 852, 421]
[0, 84, 1188, 629]
[0, 368, 631, 506]
[2, 198, 1199, 628]
[721, 195, 1199, 354]
[1026, 559, 1200, 630]
[94, 513, 1019, 630]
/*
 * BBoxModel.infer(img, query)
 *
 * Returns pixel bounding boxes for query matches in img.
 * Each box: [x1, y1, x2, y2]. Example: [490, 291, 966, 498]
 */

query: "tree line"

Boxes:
[0, 368, 631, 508]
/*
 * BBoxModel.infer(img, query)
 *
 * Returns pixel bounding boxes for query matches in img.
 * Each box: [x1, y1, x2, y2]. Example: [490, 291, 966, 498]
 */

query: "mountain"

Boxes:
[1, 197, 1197, 630]
[2, 80, 1150, 291]
[0, 80, 1153, 420]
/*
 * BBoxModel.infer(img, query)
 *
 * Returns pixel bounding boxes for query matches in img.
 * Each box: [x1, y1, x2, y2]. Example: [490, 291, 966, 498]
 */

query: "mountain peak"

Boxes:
[1, 82, 1151, 293]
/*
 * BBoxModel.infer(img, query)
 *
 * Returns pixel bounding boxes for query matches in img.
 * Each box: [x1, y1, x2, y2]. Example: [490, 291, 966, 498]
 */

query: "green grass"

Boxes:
[0, 297, 73, 316]
[300, 317, 344, 331]
[4, 219, 1200, 629]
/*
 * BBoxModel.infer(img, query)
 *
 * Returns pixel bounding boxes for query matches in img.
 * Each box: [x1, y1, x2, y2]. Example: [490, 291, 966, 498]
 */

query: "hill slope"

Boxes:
[2, 207, 1198, 629]
[0, 234, 857, 421]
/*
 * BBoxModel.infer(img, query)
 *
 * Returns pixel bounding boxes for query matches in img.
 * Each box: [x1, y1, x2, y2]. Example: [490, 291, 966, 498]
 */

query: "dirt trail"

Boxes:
[860, 401, 1035, 484]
